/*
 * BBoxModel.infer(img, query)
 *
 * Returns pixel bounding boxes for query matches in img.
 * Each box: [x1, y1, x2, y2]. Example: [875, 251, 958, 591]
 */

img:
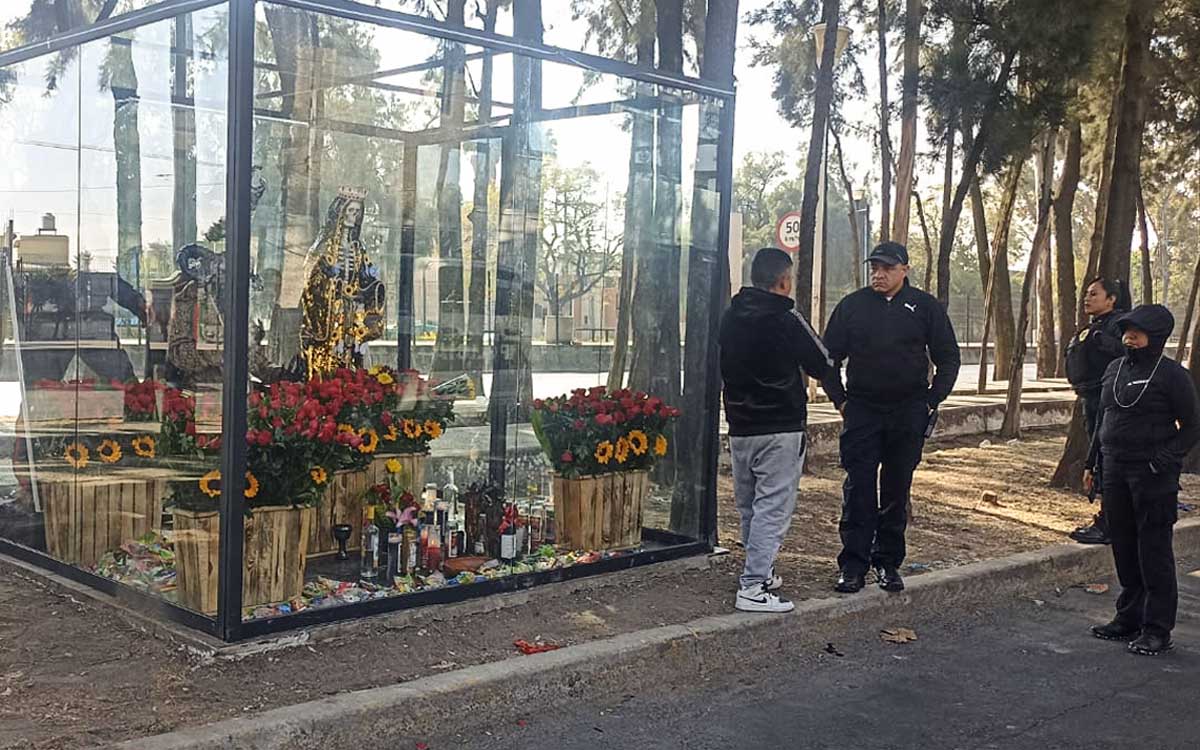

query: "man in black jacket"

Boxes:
[720, 248, 832, 613]
[1085, 304, 1200, 656]
[821, 242, 961, 594]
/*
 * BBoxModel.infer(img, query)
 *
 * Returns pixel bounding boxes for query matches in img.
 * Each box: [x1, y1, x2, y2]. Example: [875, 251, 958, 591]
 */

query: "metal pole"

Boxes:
[217, 0, 256, 642]
[397, 141, 417, 370]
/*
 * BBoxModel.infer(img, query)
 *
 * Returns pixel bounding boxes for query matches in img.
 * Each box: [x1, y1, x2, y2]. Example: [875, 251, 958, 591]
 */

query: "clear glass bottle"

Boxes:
[443, 470, 460, 519]
[360, 506, 379, 581]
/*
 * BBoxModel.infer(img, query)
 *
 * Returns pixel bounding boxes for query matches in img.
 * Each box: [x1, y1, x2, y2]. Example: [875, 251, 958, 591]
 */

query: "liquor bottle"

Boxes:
[402, 525, 418, 575]
[360, 506, 379, 581]
[435, 499, 449, 548]
[474, 512, 487, 556]
[385, 532, 401, 583]
[443, 470, 460, 520]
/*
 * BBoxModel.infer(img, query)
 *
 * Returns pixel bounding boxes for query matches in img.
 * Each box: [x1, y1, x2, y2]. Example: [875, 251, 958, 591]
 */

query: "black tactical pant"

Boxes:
[1083, 393, 1107, 533]
[1102, 458, 1179, 637]
[837, 398, 928, 576]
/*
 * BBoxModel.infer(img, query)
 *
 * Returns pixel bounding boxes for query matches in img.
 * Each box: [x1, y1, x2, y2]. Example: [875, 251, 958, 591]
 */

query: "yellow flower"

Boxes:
[337, 423, 356, 435]
[402, 419, 423, 439]
[244, 471, 260, 499]
[615, 437, 630, 464]
[384, 424, 399, 442]
[98, 439, 122, 464]
[64, 442, 89, 469]
[654, 434, 668, 457]
[310, 466, 328, 485]
[131, 435, 156, 458]
[368, 365, 381, 376]
[358, 428, 379, 454]
[423, 419, 443, 439]
[376, 371, 394, 385]
[385, 458, 403, 474]
[595, 440, 615, 465]
[199, 470, 221, 498]
[627, 430, 649, 456]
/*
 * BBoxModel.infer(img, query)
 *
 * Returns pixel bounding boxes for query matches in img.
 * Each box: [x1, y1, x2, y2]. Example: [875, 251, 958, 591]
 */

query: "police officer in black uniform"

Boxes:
[1065, 277, 1130, 544]
[1085, 304, 1200, 656]
[822, 242, 961, 593]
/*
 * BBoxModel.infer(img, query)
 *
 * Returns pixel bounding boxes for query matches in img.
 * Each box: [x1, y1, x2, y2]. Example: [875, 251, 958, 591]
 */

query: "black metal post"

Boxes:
[396, 141, 417, 371]
[217, 0, 256, 642]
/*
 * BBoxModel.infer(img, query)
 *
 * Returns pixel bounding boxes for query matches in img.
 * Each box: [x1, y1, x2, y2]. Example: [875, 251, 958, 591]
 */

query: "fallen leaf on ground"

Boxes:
[514, 639, 561, 655]
[880, 627, 918, 644]
[1083, 583, 1109, 595]
[824, 642, 844, 657]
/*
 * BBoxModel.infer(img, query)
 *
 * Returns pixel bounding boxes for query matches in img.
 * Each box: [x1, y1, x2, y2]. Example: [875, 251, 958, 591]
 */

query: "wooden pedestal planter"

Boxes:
[42, 474, 167, 567]
[552, 471, 648, 552]
[306, 453, 427, 558]
[174, 505, 315, 616]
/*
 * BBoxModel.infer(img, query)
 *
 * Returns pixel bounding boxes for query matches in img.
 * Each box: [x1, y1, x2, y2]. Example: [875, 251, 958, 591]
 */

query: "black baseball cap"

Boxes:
[865, 241, 909, 266]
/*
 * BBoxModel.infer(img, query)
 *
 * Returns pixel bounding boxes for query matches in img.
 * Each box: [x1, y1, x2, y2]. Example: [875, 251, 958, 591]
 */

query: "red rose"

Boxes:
[595, 413, 614, 426]
[185, 422, 197, 436]
[572, 419, 585, 431]
[561, 450, 574, 463]
[380, 411, 392, 427]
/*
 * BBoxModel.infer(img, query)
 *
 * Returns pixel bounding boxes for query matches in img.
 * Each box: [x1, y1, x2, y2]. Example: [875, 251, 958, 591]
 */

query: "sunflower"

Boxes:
[131, 435, 156, 459]
[358, 428, 380, 454]
[64, 442, 89, 469]
[385, 458, 403, 474]
[376, 371, 394, 386]
[97, 439, 122, 464]
[199, 470, 221, 498]
[310, 466, 328, 485]
[595, 440, 615, 465]
[244, 471, 260, 499]
[423, 419, 443, 439]
[384, 424, 399, 442]
[615, 437, 631, 464]
[654, 434, 669, 457]
[337, 423, 356, 436]
[402, 419, 423, 440]
[627, 430, 649, 456]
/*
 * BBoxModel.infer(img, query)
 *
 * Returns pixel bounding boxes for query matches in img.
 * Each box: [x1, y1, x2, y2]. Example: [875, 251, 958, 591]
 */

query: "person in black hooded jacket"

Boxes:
[720, 248, 832, 614]
[1085, 304, 1200, 656]
[1065, 277, 1130, 545]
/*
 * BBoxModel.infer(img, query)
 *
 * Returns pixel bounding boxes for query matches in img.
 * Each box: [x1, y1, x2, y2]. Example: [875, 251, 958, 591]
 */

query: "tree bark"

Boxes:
[1176, 242, 1200, 361]
[976, 155, 1025, 392]
[891, 0, 920, 245]
[1137, 180, 1152, 304]
[431, 0, 469, 380]
[109, 37, 143, 287]
[877, 0, 891, 244]
[171, 15, 197, 255]
[1098, 0, 1158, 284]
[930, 127, 953, 292]
[795, 0, 841, 320]
[831, 126, 862, 288]
[1053, 122, 1081, 376]
[1036, 131, 1057, 379]
[913, 190, 935, 293]
[936, 50, 1016, 306]
[1080, 74, 1122, 328]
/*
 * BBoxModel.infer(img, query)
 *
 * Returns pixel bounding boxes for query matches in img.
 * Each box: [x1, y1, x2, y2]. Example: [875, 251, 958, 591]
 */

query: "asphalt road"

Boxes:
[431, 558, 1200, 750]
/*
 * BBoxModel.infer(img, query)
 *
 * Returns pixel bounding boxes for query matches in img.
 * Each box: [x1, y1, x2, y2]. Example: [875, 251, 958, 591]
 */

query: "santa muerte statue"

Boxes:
[299, 187, 385, 379]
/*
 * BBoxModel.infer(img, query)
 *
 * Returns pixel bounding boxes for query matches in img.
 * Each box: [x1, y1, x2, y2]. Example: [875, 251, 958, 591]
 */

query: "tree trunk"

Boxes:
[109, 38, 142, 286]
[171, 15, 197, 254]
[795, 0, 841, 320]
[913, 189, 935, 292]
[976, 155, 1025, 391]
[877, 0, 890, 244]
[1186, 289, 1200, 472]
[674, 0, 739, 539]
[831, 126, 862, 286]
[999, 165, 1054, 438]
[1098, 0, 1158, 284]
[891, 0, 920, 245]
[1053, 122, 1081, 376]
[1137, 181, 1152, 304]
[431, 0, 469, 380]
[1036, 131, 1057, 379]
[464, 1, 498, 395]
[932, 123, 953, 295]
[1176, 245, 1200, 361]
[1049, 400, 1091, 490]
[1080, 76, 1122, 328]
[936, 50, 1016, 306]
[608, 29, 655, 392]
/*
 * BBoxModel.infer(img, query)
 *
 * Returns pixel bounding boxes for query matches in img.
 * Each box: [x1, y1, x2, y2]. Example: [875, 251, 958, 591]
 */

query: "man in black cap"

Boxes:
[821, 242, 961, 593]
[1085, 303, 1200, 656]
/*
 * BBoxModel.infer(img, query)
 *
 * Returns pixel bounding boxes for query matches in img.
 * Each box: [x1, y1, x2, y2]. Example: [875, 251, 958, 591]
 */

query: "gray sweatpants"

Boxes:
[730, 431, 807, 590]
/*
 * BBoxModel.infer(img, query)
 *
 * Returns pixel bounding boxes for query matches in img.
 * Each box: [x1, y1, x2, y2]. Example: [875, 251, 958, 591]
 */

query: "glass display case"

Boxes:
[0, 0, 734, 641]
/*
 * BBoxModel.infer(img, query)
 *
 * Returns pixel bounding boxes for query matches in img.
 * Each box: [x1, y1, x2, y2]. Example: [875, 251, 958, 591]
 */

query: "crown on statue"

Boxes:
[337, 186, 368, 201]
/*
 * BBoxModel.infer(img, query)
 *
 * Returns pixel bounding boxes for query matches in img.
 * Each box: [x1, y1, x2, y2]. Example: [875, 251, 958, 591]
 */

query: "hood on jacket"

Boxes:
[730, 286, 795, 319]
[1117, 304, 1174, 354]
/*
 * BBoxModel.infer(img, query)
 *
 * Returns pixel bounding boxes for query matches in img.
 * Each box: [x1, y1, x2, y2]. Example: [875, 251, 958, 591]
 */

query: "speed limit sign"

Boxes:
[775, 210, 802, 251]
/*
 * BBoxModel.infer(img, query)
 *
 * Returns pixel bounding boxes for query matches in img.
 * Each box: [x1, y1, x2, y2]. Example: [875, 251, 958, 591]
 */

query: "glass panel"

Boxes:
[242, 2, 725, 623]
[0, 2, 187, 55]
[0, 4, 229, 622]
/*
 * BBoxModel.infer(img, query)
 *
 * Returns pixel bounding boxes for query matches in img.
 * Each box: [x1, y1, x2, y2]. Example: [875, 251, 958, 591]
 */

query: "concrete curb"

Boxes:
[110, 516, 1200, 750]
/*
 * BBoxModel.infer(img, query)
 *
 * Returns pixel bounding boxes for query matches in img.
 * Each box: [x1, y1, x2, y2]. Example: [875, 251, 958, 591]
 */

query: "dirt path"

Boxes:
[2, 427, 1194, 749]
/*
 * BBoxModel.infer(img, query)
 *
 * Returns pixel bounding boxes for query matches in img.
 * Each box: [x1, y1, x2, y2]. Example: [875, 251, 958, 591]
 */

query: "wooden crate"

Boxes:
[174, 505, 315, 616]
[306, 453, 427, 558]
[42, 475, 167, 567]
[552, 471, 648, 552]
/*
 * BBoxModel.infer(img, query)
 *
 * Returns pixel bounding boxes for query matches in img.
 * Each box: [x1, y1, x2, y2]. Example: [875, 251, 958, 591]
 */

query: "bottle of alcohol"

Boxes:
[361, 506, 379, 582]
[443, 470, 460, 520]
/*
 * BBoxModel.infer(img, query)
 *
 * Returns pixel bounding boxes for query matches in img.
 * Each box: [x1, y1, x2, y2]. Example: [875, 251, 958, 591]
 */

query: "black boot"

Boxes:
[834, 570, 865, 593]
[1091, 619, 1140, 642]
[874, 565, 905, 592]
[1070, 512, 1110, 545]
[1129, 632, 1173, 656]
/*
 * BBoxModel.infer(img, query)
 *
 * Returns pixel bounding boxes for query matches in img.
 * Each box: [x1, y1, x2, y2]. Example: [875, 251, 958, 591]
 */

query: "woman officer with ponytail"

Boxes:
[1066, 278, 1131, 544]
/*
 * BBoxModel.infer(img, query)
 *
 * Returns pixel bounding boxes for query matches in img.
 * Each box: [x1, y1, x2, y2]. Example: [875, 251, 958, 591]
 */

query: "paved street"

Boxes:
[434, 559, 1200, 749]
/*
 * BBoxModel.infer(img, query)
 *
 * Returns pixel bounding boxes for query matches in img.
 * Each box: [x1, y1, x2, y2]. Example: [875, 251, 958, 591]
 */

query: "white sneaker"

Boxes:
[766, 568, 783, 592]
[736, 583, 794, 613]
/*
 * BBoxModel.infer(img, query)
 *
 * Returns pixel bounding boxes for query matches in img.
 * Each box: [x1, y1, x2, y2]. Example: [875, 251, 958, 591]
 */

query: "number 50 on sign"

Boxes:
[775, 211, 802, 252]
